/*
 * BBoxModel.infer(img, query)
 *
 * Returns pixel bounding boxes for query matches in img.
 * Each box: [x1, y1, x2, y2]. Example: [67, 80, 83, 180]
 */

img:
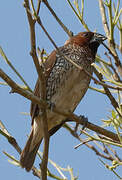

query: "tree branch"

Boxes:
[99, 0, 110, 37]
[93, 67, 122, 117]
[24, 1, 50, 179]
[43, 0, 73, 37]
[64, 123, 118, 161]
[24, 0, 46, 92]
[0, 120, 41, 178]
[99, 0, 122, 77]
[0, 120, 21, 154]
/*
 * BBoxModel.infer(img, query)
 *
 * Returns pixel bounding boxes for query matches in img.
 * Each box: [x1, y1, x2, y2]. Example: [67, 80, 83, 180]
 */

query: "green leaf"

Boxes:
[111, 110, 117, 119]
[3, 151, 20, 166]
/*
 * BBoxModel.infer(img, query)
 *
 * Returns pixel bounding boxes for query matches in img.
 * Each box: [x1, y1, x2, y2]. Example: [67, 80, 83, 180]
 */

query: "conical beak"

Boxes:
[91, 33, 107, 44]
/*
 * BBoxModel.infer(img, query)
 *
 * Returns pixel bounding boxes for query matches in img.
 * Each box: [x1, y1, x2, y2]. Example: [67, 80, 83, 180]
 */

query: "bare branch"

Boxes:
[40, 110, 49, 180]
[43, 0, 73, 37]
[0, 120, 21, 154]
[24, 0, 50, 179]
[104, 52, 122, 83]
[93, 67, 122, 117]
[0, 120, 41, 178]
[0, 68, 47, 107]
[63, 123, 118, 161]
[66, 0, 89, 31]
[24, 0, 45, 92]
[37, 0, 42, 15]
[102, 42, 122, 71]
[99, 0, 110, 37]
[0, 46, 32, 92]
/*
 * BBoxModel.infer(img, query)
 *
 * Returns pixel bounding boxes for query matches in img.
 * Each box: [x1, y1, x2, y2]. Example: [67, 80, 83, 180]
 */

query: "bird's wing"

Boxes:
[30, 50, 57, 125]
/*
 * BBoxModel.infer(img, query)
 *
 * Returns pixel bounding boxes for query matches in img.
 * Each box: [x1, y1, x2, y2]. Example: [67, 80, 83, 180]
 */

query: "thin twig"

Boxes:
[104, 52, 122, 82]
[40, 110, 49, 180]
[36, 17, 59, 50]
[37, 0, 42, 15]
[93, 67, 122, 117]
[99, 0, 110, 37]
[24, 0, 49, 179]
[66, 0, 89, 31]
[99, 0, 122, 77]
[74, 139, 93, 149]
[0, 120, 21, 154]
[0, 120, 41, 178]
[0, 46, 32, 92]
[63, 123, 116, 161]
[42, 0, 73, 37]
[102, 42, 122, 68]
[107, 144, 122, 162]
[82, 130, 122, 147]
[0, 68, 47, 107]
[24, 0, 45, 92]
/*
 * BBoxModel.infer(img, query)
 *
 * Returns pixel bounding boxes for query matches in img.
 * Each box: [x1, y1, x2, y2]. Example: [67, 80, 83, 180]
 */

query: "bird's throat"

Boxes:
[89, 41, 100, 57]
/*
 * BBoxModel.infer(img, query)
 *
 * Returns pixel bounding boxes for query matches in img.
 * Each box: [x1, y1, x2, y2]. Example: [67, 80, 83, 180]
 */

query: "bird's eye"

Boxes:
[83, 32, 89, 37]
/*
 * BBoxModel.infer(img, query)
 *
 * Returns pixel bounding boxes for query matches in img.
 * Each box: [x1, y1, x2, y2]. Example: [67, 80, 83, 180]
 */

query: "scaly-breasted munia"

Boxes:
[20, 31, 106, 171]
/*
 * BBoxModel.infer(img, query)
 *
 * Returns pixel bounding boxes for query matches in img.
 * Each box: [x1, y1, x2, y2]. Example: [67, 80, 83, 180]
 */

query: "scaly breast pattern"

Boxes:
[44, 44, 94, 130]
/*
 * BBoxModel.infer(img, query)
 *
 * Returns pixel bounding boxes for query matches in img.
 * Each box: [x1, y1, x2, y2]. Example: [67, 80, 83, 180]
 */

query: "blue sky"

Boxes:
[0, 0, 122, 180]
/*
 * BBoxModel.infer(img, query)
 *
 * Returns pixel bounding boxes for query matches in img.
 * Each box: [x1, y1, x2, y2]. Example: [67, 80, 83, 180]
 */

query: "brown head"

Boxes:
[65, 31, 107, 57]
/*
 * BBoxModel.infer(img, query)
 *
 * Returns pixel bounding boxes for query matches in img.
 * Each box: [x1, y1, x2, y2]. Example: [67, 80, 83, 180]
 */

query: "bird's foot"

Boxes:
[78, 115, 88, 131]
[74, 122, 80, 133]
[73, 115, 88, 134]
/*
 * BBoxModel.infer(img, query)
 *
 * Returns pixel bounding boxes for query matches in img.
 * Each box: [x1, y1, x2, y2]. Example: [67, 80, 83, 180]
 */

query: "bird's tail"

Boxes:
[20, 117, 43, 171]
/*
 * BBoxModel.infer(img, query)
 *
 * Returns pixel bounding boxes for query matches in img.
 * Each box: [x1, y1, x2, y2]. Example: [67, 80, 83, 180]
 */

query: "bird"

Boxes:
[20, 31, 106, 171]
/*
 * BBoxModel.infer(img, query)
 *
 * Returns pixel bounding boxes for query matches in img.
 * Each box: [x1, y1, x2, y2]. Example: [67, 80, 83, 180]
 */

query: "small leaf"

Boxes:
[111, 110, 117, 119]
[102, 119, 112, 126]
[3, 151, 20, 166]
[100, 61, 113, 76]
[8, 160, 20, 166]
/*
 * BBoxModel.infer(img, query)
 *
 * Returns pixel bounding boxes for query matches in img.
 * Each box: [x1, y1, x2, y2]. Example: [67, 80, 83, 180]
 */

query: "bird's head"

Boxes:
[65, 31, 107, 57]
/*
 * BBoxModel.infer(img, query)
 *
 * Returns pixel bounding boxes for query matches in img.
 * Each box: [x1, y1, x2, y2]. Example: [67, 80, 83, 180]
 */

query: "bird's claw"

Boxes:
[74, 122, 80, 133]
[74, 115, 88, 134]
[79, 115, 88, 131]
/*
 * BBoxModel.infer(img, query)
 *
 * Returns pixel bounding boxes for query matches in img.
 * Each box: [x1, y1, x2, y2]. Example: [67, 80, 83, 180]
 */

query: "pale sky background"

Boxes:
[0, 0, 122, 180]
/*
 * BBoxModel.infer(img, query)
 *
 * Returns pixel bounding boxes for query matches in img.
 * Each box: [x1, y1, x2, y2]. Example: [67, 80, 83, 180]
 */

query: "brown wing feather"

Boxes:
[30, 50, 57, 125]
